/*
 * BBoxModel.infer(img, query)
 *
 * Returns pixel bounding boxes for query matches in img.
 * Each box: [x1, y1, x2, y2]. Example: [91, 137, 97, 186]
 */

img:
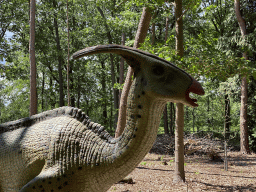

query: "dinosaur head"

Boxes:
[72, 45, 204, 107]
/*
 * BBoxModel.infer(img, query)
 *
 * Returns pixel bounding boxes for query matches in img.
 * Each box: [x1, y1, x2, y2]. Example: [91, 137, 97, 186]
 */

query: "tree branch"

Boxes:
[96, 6, 113, 44]
[177, 1, 197, 22]
[114, 0, 128, 11]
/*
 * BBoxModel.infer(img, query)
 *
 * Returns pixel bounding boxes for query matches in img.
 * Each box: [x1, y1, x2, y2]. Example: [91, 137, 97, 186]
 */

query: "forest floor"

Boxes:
[107, 134, 256, 192]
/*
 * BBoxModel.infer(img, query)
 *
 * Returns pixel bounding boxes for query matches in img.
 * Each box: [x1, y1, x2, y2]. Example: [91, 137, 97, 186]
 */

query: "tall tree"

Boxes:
[234, 0, 250, 154]
[97, 6, 119, 128]
[119, 32, 125, 100]
[224, 94, 231, 139]
[163, 16, 169, 135]
[53, 0, 64, 107]
[170, 103, 175, 135]
[173, 0, 185, 183]
[101, 60, 108, 126]
[29, 0, 37, 116]
[115, 7, 152, 137]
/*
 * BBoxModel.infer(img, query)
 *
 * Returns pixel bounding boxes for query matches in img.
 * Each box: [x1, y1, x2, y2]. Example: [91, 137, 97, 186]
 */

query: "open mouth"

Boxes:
[185, 78, 205, 107]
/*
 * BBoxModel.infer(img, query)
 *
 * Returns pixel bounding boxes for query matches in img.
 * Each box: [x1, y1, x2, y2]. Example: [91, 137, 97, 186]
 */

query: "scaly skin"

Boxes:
[0, 45, 204, 191]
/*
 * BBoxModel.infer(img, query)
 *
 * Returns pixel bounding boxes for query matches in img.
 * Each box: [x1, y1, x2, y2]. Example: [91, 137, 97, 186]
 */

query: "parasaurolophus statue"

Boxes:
[0, 45, 204, 192]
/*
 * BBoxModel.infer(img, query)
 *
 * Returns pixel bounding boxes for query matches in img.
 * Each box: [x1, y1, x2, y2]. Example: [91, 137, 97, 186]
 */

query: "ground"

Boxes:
[107, 134, 256, 192]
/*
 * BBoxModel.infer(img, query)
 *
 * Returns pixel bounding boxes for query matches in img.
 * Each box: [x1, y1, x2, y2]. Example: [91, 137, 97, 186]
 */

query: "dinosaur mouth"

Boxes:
[185, 78, 205, 107]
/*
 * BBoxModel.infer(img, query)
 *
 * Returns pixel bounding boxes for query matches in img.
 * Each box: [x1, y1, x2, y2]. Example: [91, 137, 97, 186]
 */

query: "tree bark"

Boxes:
[115, 7, 152, 137]
[234, 0, 250, 154]
[101, 61, 108, 126]
[152, 22, 155, 45]
[240, 76, 250, 153]
[66, 0, 70, 106]
[77, 76, 81, 108]
[41, 71, 45, 111]
[165, 17, 169, 43]
[169, 103, 175, 135]
[163, 105, 169, 134]
[163, 16, 170, 134]
[174, 103, 185, 182]
[69, 67, 75, 107]
[173, 0, 185, 183]
[192, 107, 195, 132]
[110, 53, 119, 127]
[207, 96, 210, 131]
[119, 32, 125, 100]
[224, 94, 231, 139]
[53, 0, 64, 107]
[97, 6, 119, 128]
[29, 0, 37, 116]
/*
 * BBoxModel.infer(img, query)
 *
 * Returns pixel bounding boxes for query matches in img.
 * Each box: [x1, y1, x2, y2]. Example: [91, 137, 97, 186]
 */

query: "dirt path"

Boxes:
[108, 135, 256, 192]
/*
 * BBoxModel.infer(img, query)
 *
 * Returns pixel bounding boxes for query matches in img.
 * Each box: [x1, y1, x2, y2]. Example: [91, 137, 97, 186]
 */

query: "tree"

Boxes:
[173, 0, 185, 183]
[29, 0, 37, 116]
[52, 0, 64, 107]
[224, 94, 231, 139]
[119, 32, 125, 101]
[163, 14, 169, 135]
[115, 7, 152, 137]
[97, 5, 119, 127]
[234, 0, 250, 154]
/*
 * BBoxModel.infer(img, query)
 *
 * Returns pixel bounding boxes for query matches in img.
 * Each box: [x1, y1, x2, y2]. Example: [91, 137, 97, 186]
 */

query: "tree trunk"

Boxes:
[192, 107, 195, 132]
[152, 22, 155, 44]
[97, 6, 119, 128]
[66, 0, 70, 107]
[53, 0, 64, 107]
[69, 67, 75, 107]
[234, 0, 250, 154]
[101, 61, 108, 126]
[115, 7, 152, 137]
[49, 77, 55, 108]
[29, 0, 37, 116]
[163, 105, 169, 134]
[224, 94, 231, 139]
[163, 15, 169, 134]
[77, 76, 81, 108]
[173, 0, 185, 183]
[110, 53, 119, 128]
[240, 76, 250, 153]
[165, 17, 169, 43]
[207, 96, 210, 131]
[169, 103, 175, 135]
[174, 103, 185, 182]
[41, 71, 45, 111]
[119, 32, 125, 101]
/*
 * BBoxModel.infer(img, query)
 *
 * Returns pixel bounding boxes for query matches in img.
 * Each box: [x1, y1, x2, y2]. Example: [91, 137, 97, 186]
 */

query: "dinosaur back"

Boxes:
[0, 107, 112, 141]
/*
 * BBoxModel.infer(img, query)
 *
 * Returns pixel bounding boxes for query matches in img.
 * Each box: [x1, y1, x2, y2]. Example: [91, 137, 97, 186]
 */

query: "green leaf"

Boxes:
[253, 71, 256, 80]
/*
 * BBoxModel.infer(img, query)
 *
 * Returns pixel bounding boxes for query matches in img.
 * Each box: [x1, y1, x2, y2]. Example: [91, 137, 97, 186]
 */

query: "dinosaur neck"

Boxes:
[105, 76, 166, 179]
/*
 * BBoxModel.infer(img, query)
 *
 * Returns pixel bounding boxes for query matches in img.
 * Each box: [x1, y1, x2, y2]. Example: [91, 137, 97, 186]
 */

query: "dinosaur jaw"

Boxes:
[185, 77, 205, 107]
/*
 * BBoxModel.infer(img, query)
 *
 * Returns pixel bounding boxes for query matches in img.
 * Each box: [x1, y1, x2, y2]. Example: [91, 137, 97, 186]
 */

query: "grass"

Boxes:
[140, 162, 147, 166]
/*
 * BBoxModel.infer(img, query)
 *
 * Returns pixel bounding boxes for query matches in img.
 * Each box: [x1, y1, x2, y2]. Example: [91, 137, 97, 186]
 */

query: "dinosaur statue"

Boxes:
[0, 45, 204, 192]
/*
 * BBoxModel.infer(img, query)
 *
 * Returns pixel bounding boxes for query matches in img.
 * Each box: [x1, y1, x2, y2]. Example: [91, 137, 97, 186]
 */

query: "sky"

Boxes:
[1, 31, 14, 65]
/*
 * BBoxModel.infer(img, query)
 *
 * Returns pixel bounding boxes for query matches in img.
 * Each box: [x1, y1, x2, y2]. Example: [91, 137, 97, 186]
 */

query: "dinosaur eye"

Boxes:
[152, 65, 164, 76]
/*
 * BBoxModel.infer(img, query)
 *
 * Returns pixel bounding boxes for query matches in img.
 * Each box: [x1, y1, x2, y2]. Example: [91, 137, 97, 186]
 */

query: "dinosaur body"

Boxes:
[0, 45, 204, 191]
[0, 107, 109, 191]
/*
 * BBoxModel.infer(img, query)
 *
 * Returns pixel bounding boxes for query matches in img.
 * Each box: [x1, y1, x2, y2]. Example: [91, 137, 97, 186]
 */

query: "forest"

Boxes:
[0, 0, 256, 152]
